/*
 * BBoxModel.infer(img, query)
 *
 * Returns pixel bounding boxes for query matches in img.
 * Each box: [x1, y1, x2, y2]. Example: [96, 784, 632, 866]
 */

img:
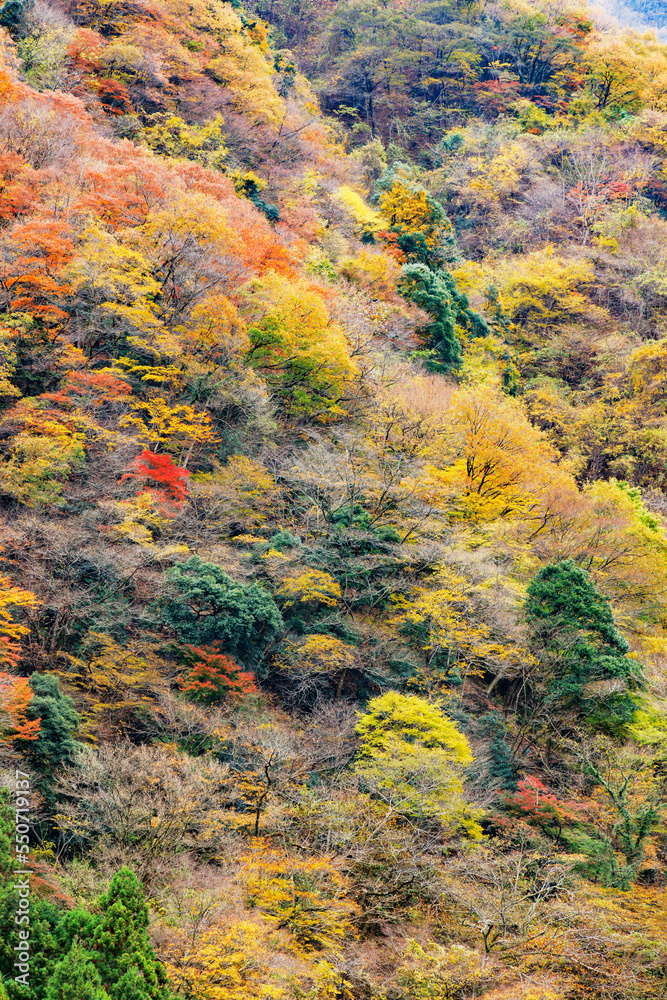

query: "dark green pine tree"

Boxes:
[399, 263, 489, 373]
[0, 0, 29, 31]
[399, 263, 461, 371]
[154, 556, 283, 664]
[488, 733, 519, 791]
[0, 791, 16, 886]
[0, 791, 65, 1000]
[111, 966, 164, 1000]
[525, 560, 644, 730]
[91, 869, 172, 1000]
[44, 942, 110, 1000]
[19, 673, 79, 773]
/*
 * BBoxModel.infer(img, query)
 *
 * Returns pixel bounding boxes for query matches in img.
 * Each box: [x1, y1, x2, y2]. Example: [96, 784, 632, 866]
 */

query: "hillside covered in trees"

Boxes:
[2, 0, 667, 996]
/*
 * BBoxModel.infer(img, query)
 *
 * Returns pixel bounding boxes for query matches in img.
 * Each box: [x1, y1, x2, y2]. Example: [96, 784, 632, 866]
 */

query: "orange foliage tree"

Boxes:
[179, 645, 257, 705]
[0, 673, 40, 744]
[0, 219, 74, 323]
[0, 571, 41, 666]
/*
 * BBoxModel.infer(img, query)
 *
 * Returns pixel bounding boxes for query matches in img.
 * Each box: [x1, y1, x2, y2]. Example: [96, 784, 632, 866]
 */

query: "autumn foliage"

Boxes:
[0, 673, 40, 744]
[1, 0, 667, 997]
[0, 572, 40, 667]
[503, 776, 585, 841]
[121, 450, 191, 508]
[179, 645, 257, 704]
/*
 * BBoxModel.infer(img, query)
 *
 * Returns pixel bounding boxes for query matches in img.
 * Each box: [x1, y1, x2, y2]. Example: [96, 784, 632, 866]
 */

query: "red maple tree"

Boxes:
[179, 645, 257, 705]
[504, 776, 584, 842]
[121, 450, 191, 508]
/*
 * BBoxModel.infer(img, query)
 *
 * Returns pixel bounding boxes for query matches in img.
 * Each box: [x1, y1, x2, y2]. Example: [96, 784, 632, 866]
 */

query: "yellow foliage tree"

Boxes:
[239, 843, 358, 953]
[586, 30, 667, 115]
[333, 185, 387, 239]
[0, 399, 90, 506]
[275, 571, 341, 608]
[69, 224, 165, 346]
[276, 635, 357, 701]
[380, 181, 445, 249]
[104, 491, 171, 546]
[479, 248, 599, 344]
[161, 915, 345, 1000]
[576, 479, 667, 620]
[426, 386, 577, 524]
[468, 143, 528, 204]
[390, 939, 483, 1000]
[338, 249, 399, 299]
[162, 918, 288, 1000]
[0, 323, 21, 401]
[180, 294, 249, 365]
[243, 271, 357, 420]
[624, 336, 667, 415]
[204, 5, 283, 125]
[190, 455, 279, 535]
[391, 565, 516, 675]
[58, 633, 172, 736]
[119, 395, 217, 463]
[136, 193, 236, 353]
[109, 359, 216, 463]
[0, 568, 41, 666]
[142, 113, 228, 171]
[354, 692, 483, 835]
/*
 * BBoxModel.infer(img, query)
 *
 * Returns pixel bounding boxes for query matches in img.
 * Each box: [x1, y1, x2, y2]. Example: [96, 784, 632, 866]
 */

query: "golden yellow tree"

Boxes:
[425, 385, 577, 524]
[243, 272, 357, 420]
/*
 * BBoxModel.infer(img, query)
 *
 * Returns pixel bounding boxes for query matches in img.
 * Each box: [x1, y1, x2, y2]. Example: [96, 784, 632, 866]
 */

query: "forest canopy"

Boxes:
[1, 0, 667, 996]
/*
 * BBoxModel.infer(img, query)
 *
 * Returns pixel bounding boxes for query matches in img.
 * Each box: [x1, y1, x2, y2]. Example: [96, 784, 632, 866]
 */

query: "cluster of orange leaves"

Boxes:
[0, 672, 40, 744]
[179, 644, 257, 704]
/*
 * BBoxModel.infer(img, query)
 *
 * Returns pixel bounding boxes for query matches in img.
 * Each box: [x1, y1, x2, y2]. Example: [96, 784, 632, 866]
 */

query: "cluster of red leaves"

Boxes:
[378, 231, 407, 264]
[555, 11, 593, 40]
[568, 176, 639, 210]
[94, 78, 135, 116]
[179, 644, 257, 705]
[604, 180, 631, 199]
[121, 450, 191, 508]
[471, 79, 521, 114]
[502, 775, 585, 840]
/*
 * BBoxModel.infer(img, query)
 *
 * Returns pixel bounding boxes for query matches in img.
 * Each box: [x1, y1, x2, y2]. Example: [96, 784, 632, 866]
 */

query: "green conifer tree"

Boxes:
[154, 556, 283, 664]
[525, 560, 644, 729]
[20, 674, 79, 773]
[0, 840, 63, 1000]
[399, 264, 489, 372]
[0, 791, 15, 886]
[44, 942, 110, 1000]
[399, 263, 460, 370]
[91, 869, 171, 1000]
[110, 966, 159, 1000]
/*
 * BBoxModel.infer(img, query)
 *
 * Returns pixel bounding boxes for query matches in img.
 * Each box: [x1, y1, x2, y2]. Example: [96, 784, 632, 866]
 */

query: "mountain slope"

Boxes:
[0, 0, 667, 998]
